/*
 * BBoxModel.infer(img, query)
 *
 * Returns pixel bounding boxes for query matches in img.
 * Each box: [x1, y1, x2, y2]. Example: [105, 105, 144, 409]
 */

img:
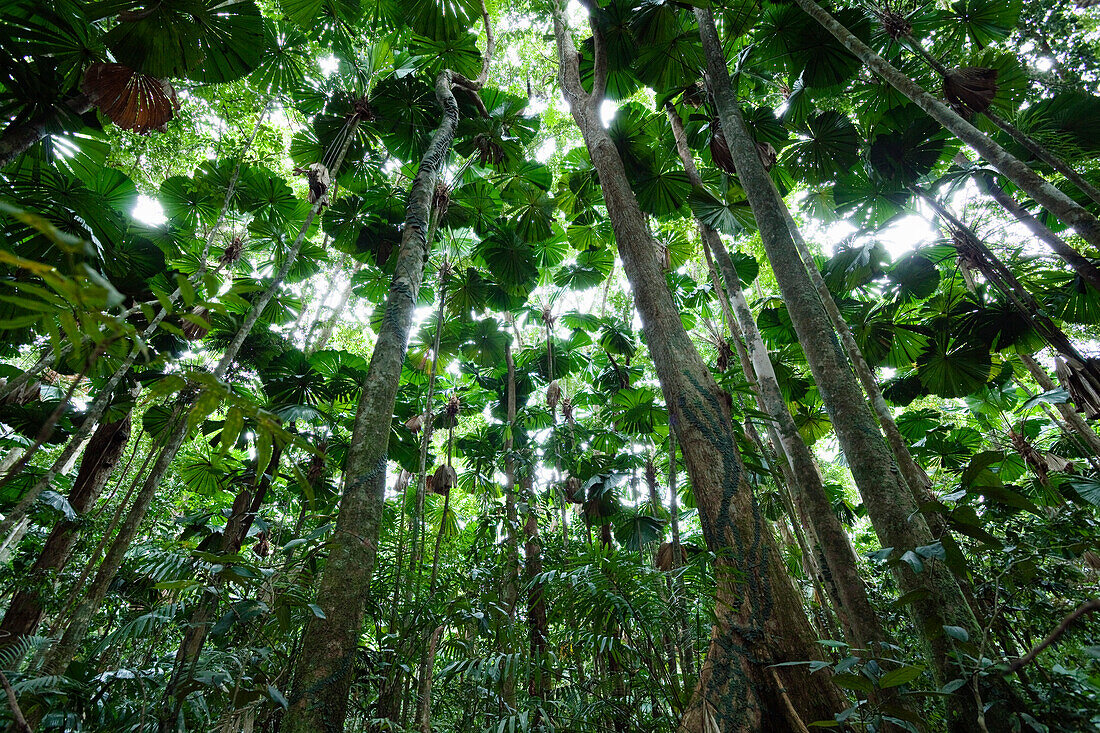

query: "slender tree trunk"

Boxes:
[553, 7, 846, 730]
[27, 124, 346, 723]
[157, 442, 284, 730]
[698, 9, 1023, 729]
[0, 414, 131, 651]
[0, 104, 270, 537]
[920, 190, 1100, 405]
[967, 164, 1100, 295]
[282, 72, 462, 733]
[500, 339, 520, 711]
[523, 477, 549, 702]
[306, 272, 355, 354]
[414, 625, 444, 733]
[790, 0, 1100, 255]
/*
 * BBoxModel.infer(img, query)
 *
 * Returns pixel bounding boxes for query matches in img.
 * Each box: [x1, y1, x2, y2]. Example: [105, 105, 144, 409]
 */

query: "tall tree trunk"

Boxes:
[0, 414, 131, 651]
[414, 625, 444, 733]
[500, 338, 520, 712]
[790, 0, 1100, 258]
[697, 9, 1020, 730]
[552, 6, 847, 731]
[282, 71, 462, 733]
[920, 190, 1100, 406]
[968, 163, 1100, 295]
[902, 41, 1100, 209]
[523, 477, 549, 702]
[666, 101, 887, 653]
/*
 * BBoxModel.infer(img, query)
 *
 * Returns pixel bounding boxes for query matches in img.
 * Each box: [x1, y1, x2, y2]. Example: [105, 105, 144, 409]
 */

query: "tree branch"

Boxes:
[1003, 599, 1100, 675]
[476, 0, 495, 88]
[550, 0, 591, 107]
[1, 670, 32, 733]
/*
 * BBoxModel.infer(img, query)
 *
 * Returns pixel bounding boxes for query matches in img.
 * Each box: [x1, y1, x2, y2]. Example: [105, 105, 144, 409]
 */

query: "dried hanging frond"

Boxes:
[219, 235, 245, 267]
[546, 380, 561, 412]
[562, 396, 575, 424]
[709, 119, 776, 174]
[252, 532, 271, 558]
[880, 11, 912, 40]
[541, 305, 555, 327]
[432, 464, 458, 495]
[1009, 428, 1073, 486]
[474, 133, 504, 166]
[394, 468, 412, 494]
[352, 96, 377, 123]
[656, 541, 687, 571]
[306, 163, 330, 206]
[1076, 0, 1100, 7]
[682, 80, 706, 108]
[709, 120, 738, 175]
[41, 369, 62, 386]
[943, 67, 998, 119]
[433, 182, 451, 219]
[756, 141, 777, 172]
[182, 306, 211, 341]
[405, 413, 424, 433]
[566, 475, 583, 503]
[716, 338, 732, 372]
[1055, 356, 1100, 420]
[661, 242, 673, 271]
[445, 394, 461, 420]
[83, 62, 178, 134]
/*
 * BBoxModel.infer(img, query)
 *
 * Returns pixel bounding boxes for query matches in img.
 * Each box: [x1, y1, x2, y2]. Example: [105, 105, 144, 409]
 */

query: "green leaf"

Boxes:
[878, 665, 924, 689]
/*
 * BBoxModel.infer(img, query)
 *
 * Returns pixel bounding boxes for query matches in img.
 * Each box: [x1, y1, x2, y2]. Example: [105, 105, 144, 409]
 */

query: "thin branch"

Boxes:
[0, 669, 32, 733]
[1003, 599, 1100, 675]
[476, 0, 495, 87]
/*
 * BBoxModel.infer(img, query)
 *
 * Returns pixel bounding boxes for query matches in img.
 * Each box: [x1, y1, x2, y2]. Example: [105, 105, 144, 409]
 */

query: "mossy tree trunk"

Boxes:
[698, 9, 1024, 730]
[282, 72, 460, 733]
[552, 6, 847, 730]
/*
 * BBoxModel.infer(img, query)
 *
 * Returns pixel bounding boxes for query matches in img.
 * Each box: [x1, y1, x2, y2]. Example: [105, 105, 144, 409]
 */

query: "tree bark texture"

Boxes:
[552, 6, 847, 731]
[697, 9, 1007, 730]
[667, 102, 886, 653]
[282, 71, 459, 733]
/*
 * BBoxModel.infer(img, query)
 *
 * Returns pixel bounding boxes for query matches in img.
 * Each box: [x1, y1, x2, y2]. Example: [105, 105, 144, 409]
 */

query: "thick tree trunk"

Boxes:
[667, 102, 886, 652]
[697, 9, 1020, 730]
[282, 72, 459, 733]
[552, 6, 846, 731]
[0, 414, 131, 651]
[790, 0, 1100, 255]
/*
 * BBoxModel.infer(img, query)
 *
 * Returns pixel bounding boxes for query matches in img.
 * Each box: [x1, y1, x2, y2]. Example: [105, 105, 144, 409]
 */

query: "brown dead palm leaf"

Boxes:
[83, 63, 178, 134]
[943, 67, 998, 119]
